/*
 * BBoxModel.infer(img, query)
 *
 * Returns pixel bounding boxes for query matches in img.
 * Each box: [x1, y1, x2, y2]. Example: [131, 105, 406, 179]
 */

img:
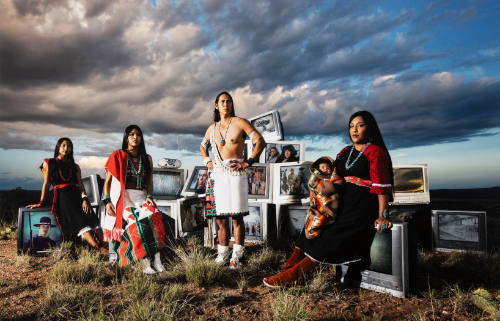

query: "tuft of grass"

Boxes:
[51, 241, 74, 261]
[39, 283, 102, 320]
[471, 291, 500, 320]
[361, 312, 384, 321]
[408, 310, 431, 321]
[0, 275, 30, 293]
[270, 289, 311, 321]
[243, 245, 285, 274]
[171, 238, 226, 286]
[236, 275, 248, 293]
[14, 252, 32, 268]
[305, 265, 329, 293]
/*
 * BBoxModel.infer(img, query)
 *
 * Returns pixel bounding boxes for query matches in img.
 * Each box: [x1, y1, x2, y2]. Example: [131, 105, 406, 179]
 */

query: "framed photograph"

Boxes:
[17, 207, 62, 254]
[246, 163, 272, 201]
[249, 110, 284, 141]
[182, 166, 209, 196]
[273, 162, 312, 204]
[177, 198, 205, 237]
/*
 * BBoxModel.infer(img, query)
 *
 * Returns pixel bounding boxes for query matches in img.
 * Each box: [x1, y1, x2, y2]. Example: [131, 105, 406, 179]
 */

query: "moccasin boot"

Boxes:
[142, 257, 157, 275]
[215, 244, 230, 265]
[282, 247, 305, 271]
[229, 243, 245, 270]
[263, 256, 317, 288]
[153, 252, 165, 273]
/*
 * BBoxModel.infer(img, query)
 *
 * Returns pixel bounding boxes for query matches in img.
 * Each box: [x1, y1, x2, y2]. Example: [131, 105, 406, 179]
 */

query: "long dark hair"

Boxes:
[54, 137, 75, 164]
[121, 124, 150, 173]
[213, 91, 236, 122]
[349, 110, 393, 195]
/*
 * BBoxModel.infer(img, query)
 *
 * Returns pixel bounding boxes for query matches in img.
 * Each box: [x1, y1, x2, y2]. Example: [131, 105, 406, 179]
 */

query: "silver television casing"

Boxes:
[248, 109, 284, 141]
[82, 174, 101, 207]
[391, 164, 430, 205]
[152, 167, 187, 200]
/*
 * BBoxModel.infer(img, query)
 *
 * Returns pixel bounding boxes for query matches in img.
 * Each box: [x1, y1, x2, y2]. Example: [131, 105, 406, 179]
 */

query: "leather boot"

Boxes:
[153, 252, 165, 273]
[282, 247, 305, 271]
[263, 256, 317, 288]
[142, 257, 156, 275]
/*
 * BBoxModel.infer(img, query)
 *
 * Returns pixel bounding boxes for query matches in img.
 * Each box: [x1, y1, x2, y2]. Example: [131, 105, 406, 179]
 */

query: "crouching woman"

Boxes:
[102, 125, 168, 274]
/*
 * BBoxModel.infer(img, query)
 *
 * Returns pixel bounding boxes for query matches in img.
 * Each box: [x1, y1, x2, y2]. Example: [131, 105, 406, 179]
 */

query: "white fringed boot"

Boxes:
[142, 257, 156, 274]
[229, 243, 245, 269]
[153, 252, 165, 273]
[214, 244, 230, 265]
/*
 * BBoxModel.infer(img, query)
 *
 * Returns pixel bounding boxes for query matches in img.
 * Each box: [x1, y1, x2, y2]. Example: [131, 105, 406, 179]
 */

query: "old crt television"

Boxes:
[181, 166, 209, 197]
[389, 204, 432, 250]
[278, 204, 308, 240]
[17, 207, 62, 255]
[340, 223, 412, 298]
[152, 167, 186, 200]
[272, 162, 312, 204]
[431, 210, 487, 253]
[176, 197, 205, 237]
[260, 141, 306, 164]
[247, 163, 273, 202]
[228, 202, 274, 243]
[248, 109, 284, 141]
[156, 200, 179, 239]
[82, 174, 104, 207]
[391, 164, 430, 205]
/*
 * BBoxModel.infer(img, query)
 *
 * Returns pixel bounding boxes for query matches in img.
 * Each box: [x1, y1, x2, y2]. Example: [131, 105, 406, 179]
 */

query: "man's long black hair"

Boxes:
[213, 91, 236, 122]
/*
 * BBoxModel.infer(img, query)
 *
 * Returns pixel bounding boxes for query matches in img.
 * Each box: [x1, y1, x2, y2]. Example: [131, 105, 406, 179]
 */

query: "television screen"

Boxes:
[285, 205, 307, 238]
[432, 210, 486, 252]
[178, 198, 205, 236]
[248, 110, 284, 141]
[81, 174, 101, 206]
[182, 166, 209, 196]
[273, 162, 312, 204]
[152, 168, 185, 199]
[340, 223, 411, 298]
[17, 207, 62, 254]
[265, 141, 305, 163]
[227, 202, 269, 243]
[247, 164, 271, 201]
[392, 165, 430, 204]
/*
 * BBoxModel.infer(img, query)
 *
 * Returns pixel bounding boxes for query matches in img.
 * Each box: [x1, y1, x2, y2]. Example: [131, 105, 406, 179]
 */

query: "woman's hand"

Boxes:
[27, 203, 42, 209]
[106, 202, 116, 217]
[374, 216, 392, 233]
[82, 198, 91, 214]
[146, 197, 156, 207]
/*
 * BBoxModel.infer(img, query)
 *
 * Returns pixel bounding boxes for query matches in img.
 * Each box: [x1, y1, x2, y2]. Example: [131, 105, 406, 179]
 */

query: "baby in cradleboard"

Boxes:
[305, 156, 344, 239]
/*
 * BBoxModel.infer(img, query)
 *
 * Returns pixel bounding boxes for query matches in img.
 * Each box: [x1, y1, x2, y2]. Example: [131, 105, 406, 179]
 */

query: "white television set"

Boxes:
[248, 109, 284, 141]
[391, 164, 430, 205]
[81, 174, 103, 207]
[176, 197, 205, 237]
[431, 210, 487, 253]
[340, 223, 412, 298]
[263, 141, 305, 164]
[156, 200, 180, 239]
[227, 202, 273, 243]
[272, 162, 312, 204]
[181, 166, 209, 197]
[152, 167, 186, 200]
[247, 163, 273, 202]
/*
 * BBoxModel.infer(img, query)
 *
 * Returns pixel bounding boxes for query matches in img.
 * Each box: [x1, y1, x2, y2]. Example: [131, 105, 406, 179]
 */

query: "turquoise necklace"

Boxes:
[217, 117, 233, 146]
[128, 153, 143, 187]
[345, 143, 370, 170]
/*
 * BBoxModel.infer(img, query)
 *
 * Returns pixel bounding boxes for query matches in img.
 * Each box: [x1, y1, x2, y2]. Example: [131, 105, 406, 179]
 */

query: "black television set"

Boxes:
[431, 210, 487, 253]
[388, 204, 432, 250]
[181, 166, 209, 197]
[340, 223, 413, 298]
[17, 207, 62, 255]
[278, 204, 308, 241]
[81, 174, 103, 207]
[152, 167, 186, 200]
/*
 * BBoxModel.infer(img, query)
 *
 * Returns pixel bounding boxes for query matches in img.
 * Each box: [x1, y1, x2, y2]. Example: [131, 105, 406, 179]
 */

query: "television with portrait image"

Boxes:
[340, 223, 413, 298]
[181, 166, 209, 197]
[247, 163, 272, 202]
[431, 210, 487, 253]
[258, 141, 305, 164]
[248, 110, 284, 141]
[152, 167, 186, 200]
[272, 162, 312, 204]
[17, 207, 62, 255]
[177, 197, 205, 237]
[391, 164, 430, 205]
[81, 174, 104, 207]
[227, 202, 274, 243]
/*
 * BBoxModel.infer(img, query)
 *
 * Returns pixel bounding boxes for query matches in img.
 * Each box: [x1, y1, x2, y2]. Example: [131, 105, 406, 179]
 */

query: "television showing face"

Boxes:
[340, 223, 411, 298]
[391, 165, 430, 205]
[17, 207, 62, 254]
[266, 141, 305, 164]
[182, 166, 209, 196]
[273, 162, 312, 204]
[177, 198, 205, 236]
[248, 110, 284, 141]
[247, 163, 272, 201]
[152, 168, 186, 200]
[431, 210, 487, 253]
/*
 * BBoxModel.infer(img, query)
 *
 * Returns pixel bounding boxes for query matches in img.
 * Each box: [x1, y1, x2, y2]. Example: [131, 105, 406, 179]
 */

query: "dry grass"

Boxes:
[270, 289, 311, 321]
[14, 251, 32, 268]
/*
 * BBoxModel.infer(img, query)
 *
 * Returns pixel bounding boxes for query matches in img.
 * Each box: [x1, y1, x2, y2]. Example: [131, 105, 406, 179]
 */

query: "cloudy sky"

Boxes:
[1, 0, 499, 190]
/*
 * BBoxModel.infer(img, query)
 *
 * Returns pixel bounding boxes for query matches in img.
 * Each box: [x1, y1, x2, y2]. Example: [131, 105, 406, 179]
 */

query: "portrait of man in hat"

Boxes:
[24, 216, 57, 251]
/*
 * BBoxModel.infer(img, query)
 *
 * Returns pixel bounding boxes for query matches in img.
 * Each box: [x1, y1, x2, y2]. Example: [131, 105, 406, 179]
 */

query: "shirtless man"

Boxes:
[200, 91, 265, 269]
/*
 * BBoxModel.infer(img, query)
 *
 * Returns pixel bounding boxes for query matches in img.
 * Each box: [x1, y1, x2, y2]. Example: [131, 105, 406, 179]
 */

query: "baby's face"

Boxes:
[318, 163, 332, 175]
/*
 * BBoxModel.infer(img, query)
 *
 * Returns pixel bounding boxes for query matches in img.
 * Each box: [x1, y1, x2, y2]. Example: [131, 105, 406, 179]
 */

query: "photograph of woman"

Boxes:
[102, 125, 169, 274]
[27, 138, 104, 251]
[263, 110, 394, 287]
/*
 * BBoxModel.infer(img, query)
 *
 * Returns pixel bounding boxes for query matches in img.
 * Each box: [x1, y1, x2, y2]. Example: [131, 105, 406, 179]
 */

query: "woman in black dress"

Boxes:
[28, 138, 104, 250]
[263, 111, 393, 287]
